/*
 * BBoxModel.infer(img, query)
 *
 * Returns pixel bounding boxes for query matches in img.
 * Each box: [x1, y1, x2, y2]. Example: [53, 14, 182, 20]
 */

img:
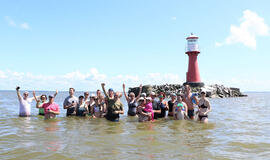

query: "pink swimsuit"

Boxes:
[144, 102, 154, 120]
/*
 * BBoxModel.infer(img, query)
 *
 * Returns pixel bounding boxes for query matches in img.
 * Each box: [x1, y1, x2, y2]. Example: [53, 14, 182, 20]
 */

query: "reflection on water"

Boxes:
[0, 91, 270, 159]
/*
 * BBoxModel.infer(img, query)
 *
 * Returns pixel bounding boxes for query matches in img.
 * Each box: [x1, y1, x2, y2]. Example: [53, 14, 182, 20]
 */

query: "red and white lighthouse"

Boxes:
[184, 33, 204, 87]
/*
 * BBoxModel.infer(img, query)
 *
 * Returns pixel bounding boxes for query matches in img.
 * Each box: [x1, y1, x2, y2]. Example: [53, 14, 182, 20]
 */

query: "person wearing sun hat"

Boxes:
[197, 89, 211, 123]
[137, 97, 152, 122]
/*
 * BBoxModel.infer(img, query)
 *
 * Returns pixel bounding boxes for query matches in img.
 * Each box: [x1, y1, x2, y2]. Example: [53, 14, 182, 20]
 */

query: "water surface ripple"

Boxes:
[0, 91, 270, 159]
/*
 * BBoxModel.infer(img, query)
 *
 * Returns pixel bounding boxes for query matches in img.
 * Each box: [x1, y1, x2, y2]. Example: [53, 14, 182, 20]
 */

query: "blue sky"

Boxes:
[0, 0, 270, 91]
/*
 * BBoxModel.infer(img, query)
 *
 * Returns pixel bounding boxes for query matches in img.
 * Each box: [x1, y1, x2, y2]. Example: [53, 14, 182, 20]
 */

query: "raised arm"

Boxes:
[135, 84, 143, 101]
[101, 83, 109, 98]
[54, 90, 58, 98]
[16, 87, 22, 101]
[33, 91, 38, 102]
[122, 83, 129, 102]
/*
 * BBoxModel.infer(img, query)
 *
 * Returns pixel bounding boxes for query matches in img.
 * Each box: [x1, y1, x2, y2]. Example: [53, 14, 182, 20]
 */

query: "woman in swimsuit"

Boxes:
[197, 90, 211, 123]
[90, 96, 103, 118]
[123, 83, 142, 116]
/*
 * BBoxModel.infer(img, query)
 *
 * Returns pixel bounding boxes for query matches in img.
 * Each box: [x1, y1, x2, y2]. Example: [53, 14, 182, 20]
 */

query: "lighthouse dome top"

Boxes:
[186, 33, 199, 40]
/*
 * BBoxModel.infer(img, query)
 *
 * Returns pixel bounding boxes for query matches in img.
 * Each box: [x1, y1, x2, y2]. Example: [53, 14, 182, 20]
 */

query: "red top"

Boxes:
[41, 102, 60, 114]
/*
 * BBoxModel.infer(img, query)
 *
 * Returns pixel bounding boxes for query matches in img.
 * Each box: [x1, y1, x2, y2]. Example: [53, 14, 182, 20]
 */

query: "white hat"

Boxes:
[146, 97, 152, 101]
[151, 92, 156, 96]
[141, 93, 147, 97]
[138, 97, 145, 101]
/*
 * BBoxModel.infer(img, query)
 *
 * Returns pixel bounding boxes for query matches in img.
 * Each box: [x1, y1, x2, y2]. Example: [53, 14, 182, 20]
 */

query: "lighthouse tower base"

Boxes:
[183, 82, 205, 88]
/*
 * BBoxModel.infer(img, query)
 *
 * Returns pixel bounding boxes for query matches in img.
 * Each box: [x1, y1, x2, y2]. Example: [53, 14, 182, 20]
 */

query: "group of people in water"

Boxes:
[16, 83, 211, 123]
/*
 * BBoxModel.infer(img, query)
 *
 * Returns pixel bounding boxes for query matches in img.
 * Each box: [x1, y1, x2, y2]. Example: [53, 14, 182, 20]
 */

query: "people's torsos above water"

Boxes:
[198, 98, 209, 115]
[76, 102, 87, 116]
[157, 100, 167, 118]
[19, 98, 33, 116]
[183, 93, 195, 110]
[63, 96, 78, 116]
[41, 102, 60, 119]
[106, 99, 123, 121]
[168, 100, 176, 116]
[174, 101, 186, 120]
[128, 100, 137, 116]
[38, 101, 46, 115]
[152, 99, 160, 119]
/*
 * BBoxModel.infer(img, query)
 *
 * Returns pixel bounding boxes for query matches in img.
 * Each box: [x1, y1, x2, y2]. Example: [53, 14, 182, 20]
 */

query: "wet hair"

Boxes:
[129, 92, 135, 97]
[159, 92, 166, 98]
[40, 94, 47, 100]
[69, 88, 75, 92]
[79, 95, 84, 99]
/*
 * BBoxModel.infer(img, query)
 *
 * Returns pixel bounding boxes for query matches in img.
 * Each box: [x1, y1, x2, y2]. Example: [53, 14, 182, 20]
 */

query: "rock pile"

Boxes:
[128, 84, 247, 98]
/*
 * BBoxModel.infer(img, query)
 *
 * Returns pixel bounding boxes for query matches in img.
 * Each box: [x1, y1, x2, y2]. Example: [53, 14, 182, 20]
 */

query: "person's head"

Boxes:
[84, 92, 89, 99]
[184, 85, 191, 94]
[90, 94, 95, 101]
[170, 93, 176, 100]
[177, 94, 184, 102]
[94, 96, 99, 103]
[114, 92, 121, 101]
[146, 97, 152, 104]
[48, 95, 55, 103]
[40, 94, 47, 102]
[141, 93, 146, 98]
[79, 95, 84, 103]
[96, 90, 101, 97]
[69, 88, 75, 96]
[201, 90, 206, 98]
[150, 92, 156, 99]
[23, 91, 29, 99]
[108, 88, 114, 97]
[159, 92, 165, 101]
[138, 97, 145, 105]
[129, 92, 135, 100]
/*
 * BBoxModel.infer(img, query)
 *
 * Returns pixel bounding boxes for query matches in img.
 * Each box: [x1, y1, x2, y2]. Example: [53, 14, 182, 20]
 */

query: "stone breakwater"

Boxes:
[128, 84, 247, 98]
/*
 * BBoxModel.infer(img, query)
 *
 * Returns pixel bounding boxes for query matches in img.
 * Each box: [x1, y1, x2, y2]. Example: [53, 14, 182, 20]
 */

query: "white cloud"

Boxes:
[216, 10, 269, 49]
[4, 16, 16, 27]
[171, 16, 177, 20]
[0, 68, 183, 91]
[4, 16, 31, 30]
[20, 23, 30, 30]
[1, 68, 269, 91]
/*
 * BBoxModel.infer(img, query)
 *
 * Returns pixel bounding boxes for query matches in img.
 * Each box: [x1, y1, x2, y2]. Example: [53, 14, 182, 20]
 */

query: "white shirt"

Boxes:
[19, 98, 33, 116]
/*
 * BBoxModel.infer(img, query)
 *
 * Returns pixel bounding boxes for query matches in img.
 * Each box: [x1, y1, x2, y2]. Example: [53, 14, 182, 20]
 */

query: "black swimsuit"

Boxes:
[198, 102, 208, 120]
[128, 101, 137, 116]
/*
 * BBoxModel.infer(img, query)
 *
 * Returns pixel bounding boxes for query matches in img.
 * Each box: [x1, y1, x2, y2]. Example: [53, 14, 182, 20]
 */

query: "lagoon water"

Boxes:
[0, 91, 270, 160]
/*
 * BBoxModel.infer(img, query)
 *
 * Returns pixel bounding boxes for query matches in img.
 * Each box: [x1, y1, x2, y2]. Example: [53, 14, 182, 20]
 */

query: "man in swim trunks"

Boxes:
[182, 84, 198, 120]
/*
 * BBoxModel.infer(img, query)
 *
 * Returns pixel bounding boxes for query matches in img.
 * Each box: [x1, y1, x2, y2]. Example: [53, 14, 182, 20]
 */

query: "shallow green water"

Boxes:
[0, 91, 270, 160]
